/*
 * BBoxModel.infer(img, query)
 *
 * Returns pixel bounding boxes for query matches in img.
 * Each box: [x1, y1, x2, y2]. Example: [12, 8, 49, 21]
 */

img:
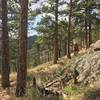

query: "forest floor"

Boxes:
[0, 48, 100, 100]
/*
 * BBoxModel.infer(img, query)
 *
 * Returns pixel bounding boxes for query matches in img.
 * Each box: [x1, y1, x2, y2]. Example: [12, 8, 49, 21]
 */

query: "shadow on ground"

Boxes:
[84, 88, 100, 100]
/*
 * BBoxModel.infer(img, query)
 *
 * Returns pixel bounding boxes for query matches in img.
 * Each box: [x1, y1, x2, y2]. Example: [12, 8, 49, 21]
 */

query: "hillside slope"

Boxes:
[0, 40, 100, 100]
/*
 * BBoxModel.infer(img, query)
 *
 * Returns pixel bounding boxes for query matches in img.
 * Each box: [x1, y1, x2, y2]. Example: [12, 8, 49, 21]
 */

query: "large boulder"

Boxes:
[74, 40, 100, 84]
[90, 40, 100, 51]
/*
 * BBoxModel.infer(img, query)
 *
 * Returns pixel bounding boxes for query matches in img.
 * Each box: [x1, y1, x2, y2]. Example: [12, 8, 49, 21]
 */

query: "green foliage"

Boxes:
[64, 86, 82, 95]
[28, 35, 37, 49]
[27, 87, 37, 100]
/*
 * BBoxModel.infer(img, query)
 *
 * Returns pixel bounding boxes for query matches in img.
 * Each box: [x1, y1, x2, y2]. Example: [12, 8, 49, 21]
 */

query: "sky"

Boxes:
[31, 0, 47, 10]
[28, 0, 47, 36]
[28, 15, 41, 36]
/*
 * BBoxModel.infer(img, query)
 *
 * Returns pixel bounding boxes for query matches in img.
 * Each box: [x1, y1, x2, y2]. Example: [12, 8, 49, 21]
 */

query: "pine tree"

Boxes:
[16, 0, 28, 97]
[67, 0, 72, 59]
[1, 0, 10, 88]
[53, 0, 59, 64]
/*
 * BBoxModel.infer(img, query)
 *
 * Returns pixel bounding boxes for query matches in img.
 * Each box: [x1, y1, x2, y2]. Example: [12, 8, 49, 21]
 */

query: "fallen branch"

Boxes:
[32, 72, 73, 98]
[44, 73, 73, 88]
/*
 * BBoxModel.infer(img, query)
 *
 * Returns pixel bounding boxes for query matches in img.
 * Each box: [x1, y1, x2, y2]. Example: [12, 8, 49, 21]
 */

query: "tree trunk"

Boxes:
[88, 20, 92, 46]
[53, 0, 59, 64]
[1, 0, 10, 88]
[80, 33, 83, 49]
[67, 0, 72, 59]
[64, 40, 67, 55]
[37, 44, 40, 64]
[85, 18, 88, 49]
[88, 9, 92, 46]
[59, 39, 61, 58]
[85, 0, 92, 48]
[85, 1, 89, 49]
[16, 0, 28, 97]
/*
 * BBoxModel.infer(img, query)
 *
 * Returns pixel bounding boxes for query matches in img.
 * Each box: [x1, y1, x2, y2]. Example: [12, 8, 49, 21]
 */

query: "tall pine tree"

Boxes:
[1, 0, 10, 88]
[16, 0, 28, 97]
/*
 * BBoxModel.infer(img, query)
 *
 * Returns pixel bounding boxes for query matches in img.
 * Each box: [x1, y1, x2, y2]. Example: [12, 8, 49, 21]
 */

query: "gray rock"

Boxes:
[90, 40, 100, 51]
[74, 40, 100, 84]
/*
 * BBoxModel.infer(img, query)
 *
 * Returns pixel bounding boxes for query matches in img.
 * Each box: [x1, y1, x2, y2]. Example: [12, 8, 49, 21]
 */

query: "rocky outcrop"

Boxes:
[74, 40, 100, 84]
[90, 40, 100, 51]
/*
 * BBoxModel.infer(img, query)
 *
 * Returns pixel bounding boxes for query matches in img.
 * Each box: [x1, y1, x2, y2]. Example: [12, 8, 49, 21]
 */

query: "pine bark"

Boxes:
[53, 0, 59, 64]
[85, 5, 88, 49]
[67, 0, 72, 59]
[1, 0, 10, 88]
[64, 40, 67, 55]
[85, 0, 92, 48]
[16, 0, 28, 97]
[88, 9, 92, 46]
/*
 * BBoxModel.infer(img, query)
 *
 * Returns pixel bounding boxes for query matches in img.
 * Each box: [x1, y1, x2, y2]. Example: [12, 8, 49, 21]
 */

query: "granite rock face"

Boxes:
[90, 40, 100, 51]
[74, 40, 100, 84]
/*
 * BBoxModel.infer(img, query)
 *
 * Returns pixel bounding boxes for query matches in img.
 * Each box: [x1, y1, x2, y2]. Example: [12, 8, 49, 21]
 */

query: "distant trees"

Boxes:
[34, 0, 69, 64]
[34, 16, 55, 64]
[77, 0, 99, 48]
[16, 0, 28, 97]
[84, 0, 95, 48]
[33, 0, 99, 63]
[1, 0, 10, 88]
